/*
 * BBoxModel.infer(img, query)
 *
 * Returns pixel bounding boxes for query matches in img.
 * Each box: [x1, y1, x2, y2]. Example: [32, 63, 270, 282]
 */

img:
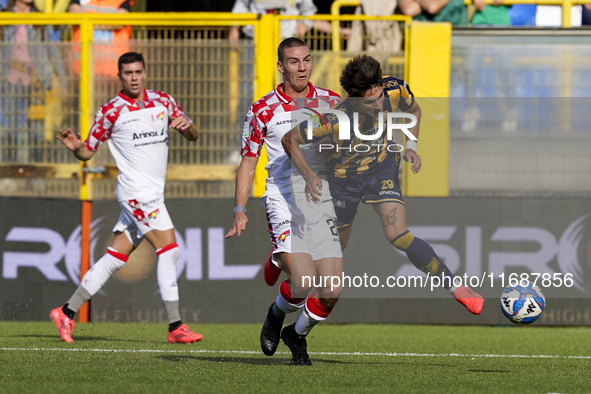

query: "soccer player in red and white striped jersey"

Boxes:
[50, 52, 203, 344]
[225, 38, 343, 365]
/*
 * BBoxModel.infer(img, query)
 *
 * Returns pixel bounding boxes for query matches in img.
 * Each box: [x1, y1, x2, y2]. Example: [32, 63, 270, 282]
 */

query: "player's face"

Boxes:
[354, 85, 385, 116]
[278, 46, 312, 93]
[118, 62, 146, 99]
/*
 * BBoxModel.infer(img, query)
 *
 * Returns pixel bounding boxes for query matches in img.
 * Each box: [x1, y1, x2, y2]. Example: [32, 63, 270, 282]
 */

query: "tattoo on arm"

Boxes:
[380, 207, 397, 229]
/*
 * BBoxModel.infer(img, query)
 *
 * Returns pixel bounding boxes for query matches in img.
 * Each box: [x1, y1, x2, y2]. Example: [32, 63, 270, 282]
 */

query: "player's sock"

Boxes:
[168, 320, 182, 332]
[392, 231, 455, 289]
[63, 285, 92, 316]
[294, 297, 332, 336]
[156, 243, 181, 324]
[274, 280, 306, 318]
[61, 303, 77, 319]
[78, 247, 128, 296]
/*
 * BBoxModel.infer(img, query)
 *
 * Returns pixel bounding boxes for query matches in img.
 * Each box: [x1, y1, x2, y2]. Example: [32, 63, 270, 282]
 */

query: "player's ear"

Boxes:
[277, 60, 284, 75]
[117, 72, 122, 82]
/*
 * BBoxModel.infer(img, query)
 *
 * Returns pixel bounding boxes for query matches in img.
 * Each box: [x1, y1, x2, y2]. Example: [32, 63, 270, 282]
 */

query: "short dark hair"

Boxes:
[118, 52, 146, 73]
[340, 55, 383, 97]
[277, 37, 309, 63]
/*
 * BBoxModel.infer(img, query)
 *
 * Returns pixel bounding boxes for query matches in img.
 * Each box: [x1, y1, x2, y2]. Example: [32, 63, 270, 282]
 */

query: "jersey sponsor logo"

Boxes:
[242, 122, 249, 137]
[134, 137, 168, 148]
[278, 230, 290, 243]
[133, 131, 164, 140]
[274, 220, 292, 232]
[274, 119, 297, 126]
[379, 190, 400, 196]
[335, 200, 346, 208]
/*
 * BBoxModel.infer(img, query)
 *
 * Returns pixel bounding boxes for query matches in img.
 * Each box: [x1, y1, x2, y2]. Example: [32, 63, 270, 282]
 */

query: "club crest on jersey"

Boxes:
[335, 200, 345, 208]
[148, 209, 160, 219]
[278, 230, 290, 243]
[151, 111, 165, 123]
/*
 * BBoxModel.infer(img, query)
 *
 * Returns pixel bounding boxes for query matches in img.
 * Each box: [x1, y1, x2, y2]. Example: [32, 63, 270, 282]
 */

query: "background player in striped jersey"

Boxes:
[50, 52, 203, 344]
[224, 38, 342, 365]
[283, 55, 484, 315]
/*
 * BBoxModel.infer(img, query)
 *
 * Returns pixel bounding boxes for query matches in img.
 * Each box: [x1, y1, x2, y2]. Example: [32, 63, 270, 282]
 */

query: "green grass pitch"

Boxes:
[1, 322, 591, 393]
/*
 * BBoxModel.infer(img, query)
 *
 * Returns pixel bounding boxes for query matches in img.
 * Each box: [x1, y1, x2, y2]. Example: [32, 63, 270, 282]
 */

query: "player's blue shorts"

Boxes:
[329, 153, 404, 232]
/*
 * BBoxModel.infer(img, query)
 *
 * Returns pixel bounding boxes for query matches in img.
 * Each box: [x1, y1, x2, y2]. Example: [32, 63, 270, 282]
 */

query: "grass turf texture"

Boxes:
[1, 322, 591, 393]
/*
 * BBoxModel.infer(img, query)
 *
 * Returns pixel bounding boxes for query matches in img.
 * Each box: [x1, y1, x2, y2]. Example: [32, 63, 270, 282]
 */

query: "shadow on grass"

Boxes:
[158, 355, 349, 365]
[9, 334, 159, 344]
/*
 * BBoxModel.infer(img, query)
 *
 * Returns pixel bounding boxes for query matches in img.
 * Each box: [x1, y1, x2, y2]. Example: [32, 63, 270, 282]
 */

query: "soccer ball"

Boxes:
[500, 283, 546, 324]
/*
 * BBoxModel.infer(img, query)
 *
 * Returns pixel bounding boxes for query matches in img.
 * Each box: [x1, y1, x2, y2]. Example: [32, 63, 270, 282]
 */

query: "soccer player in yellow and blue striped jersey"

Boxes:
[283, 55, 484, 315]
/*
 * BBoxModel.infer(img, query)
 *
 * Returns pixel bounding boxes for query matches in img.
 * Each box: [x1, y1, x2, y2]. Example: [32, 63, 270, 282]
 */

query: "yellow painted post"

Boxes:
[78, 17, 93, 323]
[403, 20, 410, 82]
[406, 22, 451, 197]
[252, 14, 276, 197]
[562, 0, 572, 27]
[79, 17, 93, 201]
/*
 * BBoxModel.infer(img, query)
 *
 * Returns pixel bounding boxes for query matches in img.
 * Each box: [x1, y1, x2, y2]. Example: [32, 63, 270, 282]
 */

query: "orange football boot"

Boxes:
[50, 307, 75, 343]
[452, 285, 484, 315]
[168, 324, 203, 343]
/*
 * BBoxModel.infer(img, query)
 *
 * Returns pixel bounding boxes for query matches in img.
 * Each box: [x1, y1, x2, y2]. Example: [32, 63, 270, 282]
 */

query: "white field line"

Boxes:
[0, 347, 590, 359]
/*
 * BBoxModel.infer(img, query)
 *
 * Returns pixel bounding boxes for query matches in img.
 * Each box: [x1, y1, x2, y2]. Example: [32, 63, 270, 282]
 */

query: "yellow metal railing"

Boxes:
[0, 13, 262, 200]
[0, 12, 412, 198]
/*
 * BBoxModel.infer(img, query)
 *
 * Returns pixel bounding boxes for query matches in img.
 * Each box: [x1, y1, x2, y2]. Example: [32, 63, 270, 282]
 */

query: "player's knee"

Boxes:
[156, 243, 180, 263]
[318, 283, 342, 300]
[318, 297, 339, 309]
[106, 248, 128, 273]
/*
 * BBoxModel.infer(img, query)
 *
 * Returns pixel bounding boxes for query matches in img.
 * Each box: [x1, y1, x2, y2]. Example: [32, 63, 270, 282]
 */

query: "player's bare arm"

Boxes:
[281, 130, 322, 203]
[403, 101, 422, 174]
[171, 116, 199, 141]
[56, 128, 95, 161]
[225, 155, 259, 239]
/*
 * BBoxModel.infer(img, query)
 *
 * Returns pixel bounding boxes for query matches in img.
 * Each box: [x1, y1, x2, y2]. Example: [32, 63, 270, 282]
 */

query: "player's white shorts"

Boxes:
[262, 187, 342, 266]
[262, 193, 292, 265]
[291, 191, 343, 261]
[112, 194, 174, 248]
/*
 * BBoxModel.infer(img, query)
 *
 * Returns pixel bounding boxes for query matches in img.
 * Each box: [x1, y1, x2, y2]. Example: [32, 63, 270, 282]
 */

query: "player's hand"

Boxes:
[169, 116, 192, 133]
[225, 211, 248, 238]
[403, 149, 422, 174]
[56, 128, 82, 152]
[305, 174, 323, 203]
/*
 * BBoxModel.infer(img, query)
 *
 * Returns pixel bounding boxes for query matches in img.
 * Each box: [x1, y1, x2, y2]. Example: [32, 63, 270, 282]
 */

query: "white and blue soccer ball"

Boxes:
[500, 283, 546, 324]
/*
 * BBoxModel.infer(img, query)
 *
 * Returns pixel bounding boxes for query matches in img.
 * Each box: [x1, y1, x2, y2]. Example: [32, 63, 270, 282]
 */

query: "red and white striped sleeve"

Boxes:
[240, 105, 267, 158]
[156, 91, 192, 125]
[85, 103, 119, 152]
